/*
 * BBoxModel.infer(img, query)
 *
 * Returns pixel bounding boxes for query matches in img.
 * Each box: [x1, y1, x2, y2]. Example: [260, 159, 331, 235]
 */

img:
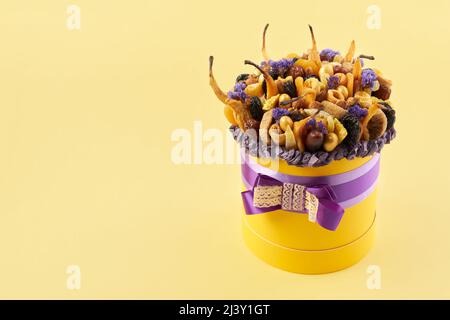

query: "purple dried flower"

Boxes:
[306, 118, 316, 128]
[227, 91, 247, 101]
[327, 75, 339, 89]
[227, 81, 247, 102]
[317, 121, 328, 135]
[234, 81, 246, 92]
[261, 58, 295, 77]
[361, 69, 377, 90]
[320, 48, 340, 62]
[272, 108, 290, 120]
[348, 104, 368, 119]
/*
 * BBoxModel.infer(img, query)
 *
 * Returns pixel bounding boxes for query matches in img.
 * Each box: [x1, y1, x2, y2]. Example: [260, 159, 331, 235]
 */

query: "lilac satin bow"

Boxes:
[241, 173, 345, 231]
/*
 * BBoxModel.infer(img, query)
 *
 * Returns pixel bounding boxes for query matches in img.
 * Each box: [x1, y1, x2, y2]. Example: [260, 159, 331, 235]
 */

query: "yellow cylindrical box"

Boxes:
[242, 155, 377, 274]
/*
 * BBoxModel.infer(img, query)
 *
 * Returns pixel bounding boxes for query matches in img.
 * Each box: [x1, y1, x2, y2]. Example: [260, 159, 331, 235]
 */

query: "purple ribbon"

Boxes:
[241, 154, 380, 231]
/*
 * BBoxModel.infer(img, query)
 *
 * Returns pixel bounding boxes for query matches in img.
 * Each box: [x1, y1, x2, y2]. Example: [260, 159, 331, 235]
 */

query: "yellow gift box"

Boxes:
[241, 155, 377, 274]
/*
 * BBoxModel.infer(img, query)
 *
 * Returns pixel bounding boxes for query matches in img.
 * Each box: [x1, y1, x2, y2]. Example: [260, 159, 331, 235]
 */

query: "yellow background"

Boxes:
[0, 0, 449, 299]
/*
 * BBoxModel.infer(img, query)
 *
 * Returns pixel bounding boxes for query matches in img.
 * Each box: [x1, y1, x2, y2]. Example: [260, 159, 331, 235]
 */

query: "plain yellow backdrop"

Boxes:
[0, 0, 449, 299]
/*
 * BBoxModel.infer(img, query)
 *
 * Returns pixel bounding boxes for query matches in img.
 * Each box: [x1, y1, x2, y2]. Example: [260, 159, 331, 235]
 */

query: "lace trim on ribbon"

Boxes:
[281, 183, 294, 210]
[306, 192, 319, 222]
[253, 185, 282, 208]
[253, 183, 319, 222]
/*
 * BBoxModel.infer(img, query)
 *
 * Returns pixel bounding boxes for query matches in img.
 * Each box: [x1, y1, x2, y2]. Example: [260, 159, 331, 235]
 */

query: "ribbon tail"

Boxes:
[316, 199, 345, 231]
[241, 190, 280, 215]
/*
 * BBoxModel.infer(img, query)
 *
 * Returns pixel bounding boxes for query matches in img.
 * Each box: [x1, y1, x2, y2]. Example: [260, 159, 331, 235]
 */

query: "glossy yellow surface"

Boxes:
[243, 213, 376, 274]
[242, 157, 377, 273]
[243, 189, 376, 250]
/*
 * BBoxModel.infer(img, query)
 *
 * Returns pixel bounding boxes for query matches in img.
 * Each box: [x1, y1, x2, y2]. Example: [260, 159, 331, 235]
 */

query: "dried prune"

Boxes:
[249, 96, 264, 121]
[236, 73, 249, 82]
[380, 102, 396, 130]
[283, 79, 297, 98]
[340, 113, 361, 150]
[372, 83, 391, 100]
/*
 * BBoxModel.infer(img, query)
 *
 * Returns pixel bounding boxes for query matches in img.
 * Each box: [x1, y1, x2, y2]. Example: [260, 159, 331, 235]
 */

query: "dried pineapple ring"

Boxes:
[335, 73, 347, 86]
[346, 73, 354, 97]
[354, 91, 372, 108]
[337, 85, 349, 99]
[319, 74, 329, 86]
[359, 99, 372, 109]
[319, 63, 334, 75]
[327, 89, 345, 104]
[321, 101, 347, 119]
[304, 78, 324, 94]
[319, 64, 334, 85]
[304, 77, 319, 88]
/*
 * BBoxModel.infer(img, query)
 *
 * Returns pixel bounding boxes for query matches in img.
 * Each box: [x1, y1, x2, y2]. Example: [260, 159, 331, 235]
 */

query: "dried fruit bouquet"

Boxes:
[209, 25, 396, 167]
